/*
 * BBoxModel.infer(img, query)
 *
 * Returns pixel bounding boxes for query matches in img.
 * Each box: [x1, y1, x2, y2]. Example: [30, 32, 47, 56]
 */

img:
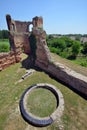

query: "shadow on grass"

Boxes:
[67, 55, 76, 60]
[21, 56, 32, 69]
[21, 55, 42, 72]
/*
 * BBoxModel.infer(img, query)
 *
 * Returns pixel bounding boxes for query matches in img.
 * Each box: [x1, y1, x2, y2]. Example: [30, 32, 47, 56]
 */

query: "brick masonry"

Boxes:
[0, 51, 21, 71]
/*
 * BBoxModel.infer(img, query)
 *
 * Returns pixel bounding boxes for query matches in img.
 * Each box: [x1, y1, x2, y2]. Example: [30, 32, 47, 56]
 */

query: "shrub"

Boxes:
[71, 41, 80, 59]
[80, 62, 87, 67]
[59, 51, 69, 58]
[49, 47, 59, 54]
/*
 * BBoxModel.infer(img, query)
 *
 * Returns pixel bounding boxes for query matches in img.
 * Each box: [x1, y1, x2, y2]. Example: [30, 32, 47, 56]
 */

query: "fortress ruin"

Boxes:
[0, 15, 87, 99]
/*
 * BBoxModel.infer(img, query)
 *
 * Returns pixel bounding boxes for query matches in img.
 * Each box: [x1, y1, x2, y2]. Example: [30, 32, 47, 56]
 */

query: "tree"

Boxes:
[71, 41, 80, 59]
[82, 42, 87, 55]
[48, 34, 54, 39]
[2, 30, 8, 39]
[0, 30, 8, 39]
[0, 30, 2, 39]
[62, 36, 73, 47]
[50, 38, 66, 51]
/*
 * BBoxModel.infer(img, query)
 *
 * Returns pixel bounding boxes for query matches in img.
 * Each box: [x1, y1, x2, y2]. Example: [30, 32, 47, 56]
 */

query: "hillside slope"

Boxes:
[0, 53, 87, 130]
[51, 53, 87, 77]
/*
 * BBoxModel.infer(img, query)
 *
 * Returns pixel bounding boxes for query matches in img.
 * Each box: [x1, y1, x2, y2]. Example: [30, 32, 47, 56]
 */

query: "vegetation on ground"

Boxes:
[27, 88, 57, 117]
[47, 35, 87, 67]
[0, 30, 9, 52]
[0, 53, 87, 130]
[0, 39, 10, 52]
[0, 30, 8, 39]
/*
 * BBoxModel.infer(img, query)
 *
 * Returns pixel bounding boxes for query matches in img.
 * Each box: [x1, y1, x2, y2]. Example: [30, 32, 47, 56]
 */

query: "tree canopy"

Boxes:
[0, 30, 8, 39]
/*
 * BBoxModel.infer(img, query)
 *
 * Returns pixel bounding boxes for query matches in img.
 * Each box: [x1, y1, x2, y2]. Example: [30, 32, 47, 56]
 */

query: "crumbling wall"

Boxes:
[33, 16, 43, 29]
[6, 15, 31, 55]
[0, 15, 44, 71]
[33, 29, 51, 67]
[33, 27, 87, 97]
[0, 51, 21, 71]
[30, 18, 87, 97]
[36, 59, 87, 97]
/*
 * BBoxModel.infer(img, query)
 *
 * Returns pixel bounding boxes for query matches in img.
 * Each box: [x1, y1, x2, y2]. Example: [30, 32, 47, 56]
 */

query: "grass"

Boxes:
[0, 39, 10, 52]
[0, 39, 9, 45]
[26, 88, 57, 117]
[0, 53, 87, 130]
[72, 57, 87, 67]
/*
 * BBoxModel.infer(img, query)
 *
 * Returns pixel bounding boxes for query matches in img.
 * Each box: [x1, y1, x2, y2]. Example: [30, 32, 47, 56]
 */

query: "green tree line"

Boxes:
[47, 35, 87, 59]
[0, 30, 9, 52]
[0, 30, 8, 39]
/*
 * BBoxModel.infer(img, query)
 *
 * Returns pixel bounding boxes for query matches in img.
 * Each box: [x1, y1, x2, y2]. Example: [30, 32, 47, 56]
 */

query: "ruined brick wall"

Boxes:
[0, 15, 44, 71]
[6, 15, 31, 55]
[38, 61, 87, 97]
[13, 33, 31, 54]
[33, 28, 51, 67]
[0, 15, 32, 70]
[31, 18, 87, 98]
[14, 21, 31, 33]
[6, 15, 44, 58]
[33, 16, 43, 29]
[0, 51, 21, 71]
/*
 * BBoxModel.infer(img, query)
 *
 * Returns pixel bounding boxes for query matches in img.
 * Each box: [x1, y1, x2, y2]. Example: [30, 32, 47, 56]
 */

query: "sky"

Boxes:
[0, 0, 87, 34]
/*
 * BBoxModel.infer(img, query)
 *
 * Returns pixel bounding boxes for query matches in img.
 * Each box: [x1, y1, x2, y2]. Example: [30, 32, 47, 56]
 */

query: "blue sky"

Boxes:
[0, 0, 87, 34]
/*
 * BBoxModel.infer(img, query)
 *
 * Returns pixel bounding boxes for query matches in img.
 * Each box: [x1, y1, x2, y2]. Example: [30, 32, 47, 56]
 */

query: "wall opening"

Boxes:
[29, 24, 33, 32]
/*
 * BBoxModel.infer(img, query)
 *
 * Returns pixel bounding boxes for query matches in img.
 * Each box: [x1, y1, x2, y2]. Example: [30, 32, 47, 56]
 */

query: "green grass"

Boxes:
[0, 53, 87, 130]
[27, 88, 57, 117]
[0, 39, 10, 52]
[0, 39, 9, 45]
[71, 57, 87, 67]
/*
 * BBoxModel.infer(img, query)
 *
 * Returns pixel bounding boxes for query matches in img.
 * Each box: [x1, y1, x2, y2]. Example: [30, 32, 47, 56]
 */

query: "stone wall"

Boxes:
[48, 62, 87, 96]
[0, 51, 21, 71]
[13, 33, 30, 54]
[33, 16, 43, 29]
[6, 15, 31, 55]
[31, 23, 87, 98]
[33, 28, 51, 67]
[35, 57, 87, 97]
[34, 32, 87, 97]
[0, 15, 44, 71]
